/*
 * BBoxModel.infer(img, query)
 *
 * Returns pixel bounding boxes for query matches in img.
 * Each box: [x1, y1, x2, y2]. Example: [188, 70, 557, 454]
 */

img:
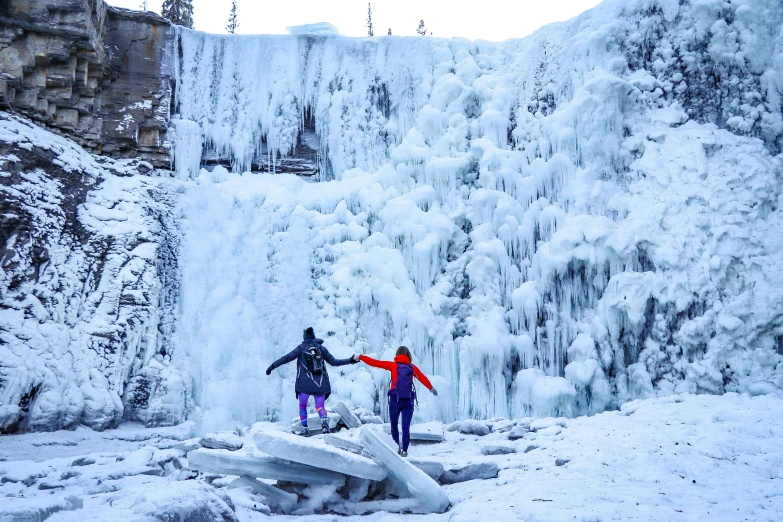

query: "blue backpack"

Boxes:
[390, 362, 416, 401]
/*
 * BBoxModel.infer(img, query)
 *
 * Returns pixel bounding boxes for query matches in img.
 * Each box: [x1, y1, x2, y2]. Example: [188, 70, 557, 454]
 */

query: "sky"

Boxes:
[111, 0, 603, 41]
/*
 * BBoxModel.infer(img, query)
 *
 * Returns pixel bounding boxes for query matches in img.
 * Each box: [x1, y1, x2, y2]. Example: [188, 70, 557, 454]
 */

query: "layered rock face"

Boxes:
[0, 0, 173, 168]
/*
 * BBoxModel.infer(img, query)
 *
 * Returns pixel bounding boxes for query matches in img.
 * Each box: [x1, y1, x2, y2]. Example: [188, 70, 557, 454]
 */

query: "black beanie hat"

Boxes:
[303, 327, 316, 340]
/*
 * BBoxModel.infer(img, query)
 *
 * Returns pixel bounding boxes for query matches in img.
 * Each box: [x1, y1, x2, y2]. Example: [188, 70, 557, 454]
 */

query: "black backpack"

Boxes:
[302, 346, 325, 374]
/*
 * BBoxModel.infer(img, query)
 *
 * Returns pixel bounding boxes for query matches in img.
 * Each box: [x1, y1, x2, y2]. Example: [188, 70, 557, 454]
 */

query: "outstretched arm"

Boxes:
[321, 346, 355, 367]
[358, 355, 395, 371]
[266, 346, 300, 374]
[413, 365, 434, 390]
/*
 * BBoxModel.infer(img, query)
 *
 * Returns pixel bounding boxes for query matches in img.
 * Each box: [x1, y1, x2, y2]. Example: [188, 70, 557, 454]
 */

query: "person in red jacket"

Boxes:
[358, 346, 438, 457]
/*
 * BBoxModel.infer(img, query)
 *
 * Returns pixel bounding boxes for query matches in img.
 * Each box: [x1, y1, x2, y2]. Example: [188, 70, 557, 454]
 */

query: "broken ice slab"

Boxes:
[187, 448, 345, 486]
[323, 434, 371, 458]
[254, 430, 387, 481]
[324, 433, 443, 480]
[360, 429, 450, 514]
[331, 401, 361, 429]
[228, 476, 297, 513]
[383, 421, 445, 442]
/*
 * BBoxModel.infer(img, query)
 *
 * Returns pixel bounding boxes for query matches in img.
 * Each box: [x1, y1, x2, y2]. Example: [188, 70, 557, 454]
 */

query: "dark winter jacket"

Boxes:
[268, 339, 354, 398]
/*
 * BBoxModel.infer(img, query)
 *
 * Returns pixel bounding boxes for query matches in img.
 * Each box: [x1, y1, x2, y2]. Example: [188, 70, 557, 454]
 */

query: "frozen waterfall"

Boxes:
[173, 0, 783, 430]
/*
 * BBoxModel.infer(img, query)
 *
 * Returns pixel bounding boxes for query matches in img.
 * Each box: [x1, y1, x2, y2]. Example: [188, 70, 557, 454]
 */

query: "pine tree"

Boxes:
[161, 0, 194, 28]
[226, 0, 239, 34]
[366, 3, 374, 37]
[387, 28, 392, 35]
[140, 0, 148, 11]
[416, 20, 426, 36]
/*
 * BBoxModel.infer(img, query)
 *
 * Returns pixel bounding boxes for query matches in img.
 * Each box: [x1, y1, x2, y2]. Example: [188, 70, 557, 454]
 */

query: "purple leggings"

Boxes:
[298, 393, 327, 426]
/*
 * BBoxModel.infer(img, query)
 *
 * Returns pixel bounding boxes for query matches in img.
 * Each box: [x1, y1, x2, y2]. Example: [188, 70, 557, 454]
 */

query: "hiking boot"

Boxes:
[298, 425, 309, 436]
[321, 417, 330, 434]
[400, 451, 408, 458]
[397, 446, 403, 456]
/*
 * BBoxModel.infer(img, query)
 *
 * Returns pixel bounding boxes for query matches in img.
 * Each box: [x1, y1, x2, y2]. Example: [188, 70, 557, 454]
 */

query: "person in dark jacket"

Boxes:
[358, 346, 438, 456]
[266, 327, 358, 434]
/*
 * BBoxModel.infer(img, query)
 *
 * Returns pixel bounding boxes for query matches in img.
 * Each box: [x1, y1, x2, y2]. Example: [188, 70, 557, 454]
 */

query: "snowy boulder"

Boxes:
[254, 430, 387, 481]
[200, 432, 244, 451]
[446, 419, 490, 436]
[120, 481, 237, 521]
[407, 458, 446, 481]
[507, 426, 529, 440]
[488, 419, 514, 433]
[0, 495, 83, 521]
[480, 444, 516, 456]
[187, 448, 345, 485]
[228, 476, 297, 514]
[439, 462, 499, 484]
[360, 429, 450, 514]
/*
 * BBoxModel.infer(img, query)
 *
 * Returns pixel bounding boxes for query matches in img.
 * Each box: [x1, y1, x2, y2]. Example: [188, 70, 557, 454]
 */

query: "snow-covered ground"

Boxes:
[1, 393, 781, 521]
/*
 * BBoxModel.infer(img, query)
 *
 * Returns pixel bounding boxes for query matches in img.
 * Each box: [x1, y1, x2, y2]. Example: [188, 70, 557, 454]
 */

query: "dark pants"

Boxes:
[389, 395, 414, 452]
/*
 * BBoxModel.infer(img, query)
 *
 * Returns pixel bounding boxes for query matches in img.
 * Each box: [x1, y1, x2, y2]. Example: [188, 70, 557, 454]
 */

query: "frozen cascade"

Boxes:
[173, 0, 783, 429]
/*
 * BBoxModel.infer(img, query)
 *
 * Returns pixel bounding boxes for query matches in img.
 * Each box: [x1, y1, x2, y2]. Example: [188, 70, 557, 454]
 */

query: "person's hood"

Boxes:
[394, 354, 411, 364]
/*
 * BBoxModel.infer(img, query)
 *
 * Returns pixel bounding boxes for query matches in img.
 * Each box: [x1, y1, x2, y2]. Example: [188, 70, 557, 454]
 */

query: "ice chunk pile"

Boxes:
[360, 429, 450, 513]
[253, 430, 387, 481]
[187, 426, 452, 514]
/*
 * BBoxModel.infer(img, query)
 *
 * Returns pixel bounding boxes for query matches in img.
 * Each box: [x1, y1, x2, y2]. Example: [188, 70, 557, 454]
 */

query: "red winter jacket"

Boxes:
[358, 354, 433, 392]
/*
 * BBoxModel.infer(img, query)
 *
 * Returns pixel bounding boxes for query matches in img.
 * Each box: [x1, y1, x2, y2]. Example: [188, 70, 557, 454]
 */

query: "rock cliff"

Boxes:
[0, 0, 173, 168]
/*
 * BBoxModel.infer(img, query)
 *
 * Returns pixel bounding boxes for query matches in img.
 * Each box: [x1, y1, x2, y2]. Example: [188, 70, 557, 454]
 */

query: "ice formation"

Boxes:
[0, 114, 186, 433]
[173, 0, 783, 428]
